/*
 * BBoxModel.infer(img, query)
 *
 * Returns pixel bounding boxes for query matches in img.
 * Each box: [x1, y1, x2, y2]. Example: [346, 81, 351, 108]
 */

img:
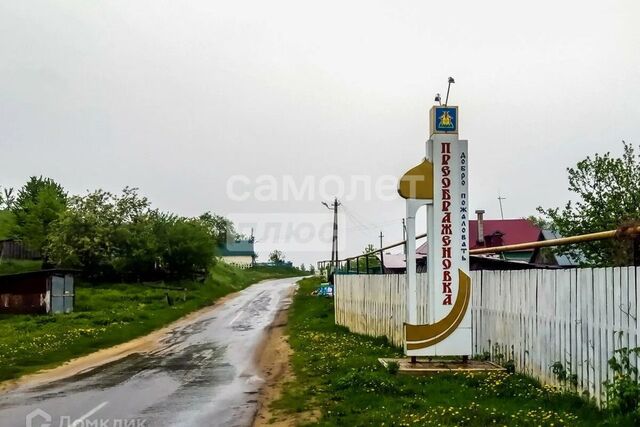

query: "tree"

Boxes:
[198, 212, 238, 246]
[47, 188, 217, 280]
[0, 187, 15, 209]
[13, 176, 66, 213]
[358, 243, 380, 272]
[155, 216, 215, 278]
[269, 250, 285, 264]
[46, 189, 145, 277]
[524, 215, 550, 230]
[538, 141, 640, 266]
[11, 176, 67, 253]
[309, 264, 316, 274]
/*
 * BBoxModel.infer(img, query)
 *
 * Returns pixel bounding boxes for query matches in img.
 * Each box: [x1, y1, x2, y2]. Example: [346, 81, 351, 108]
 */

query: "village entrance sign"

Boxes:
[397, 105, 471, 357]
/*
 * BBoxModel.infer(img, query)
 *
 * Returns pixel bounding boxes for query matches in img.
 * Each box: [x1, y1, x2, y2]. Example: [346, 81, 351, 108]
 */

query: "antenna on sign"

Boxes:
[434, 93, 442, 106]
[497, 193, 506, 220]
[444, 76, 455, 106]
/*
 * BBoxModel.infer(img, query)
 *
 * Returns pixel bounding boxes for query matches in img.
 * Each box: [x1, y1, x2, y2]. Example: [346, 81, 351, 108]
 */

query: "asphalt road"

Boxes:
[0, 277, 299, 427]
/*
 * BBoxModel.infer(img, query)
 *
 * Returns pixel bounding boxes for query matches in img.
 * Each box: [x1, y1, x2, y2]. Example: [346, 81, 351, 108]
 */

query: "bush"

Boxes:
[604, 347, 640, 420]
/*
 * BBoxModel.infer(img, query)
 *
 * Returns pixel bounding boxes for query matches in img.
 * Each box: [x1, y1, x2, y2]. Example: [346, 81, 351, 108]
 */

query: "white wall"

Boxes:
[220, 256, 254, 267]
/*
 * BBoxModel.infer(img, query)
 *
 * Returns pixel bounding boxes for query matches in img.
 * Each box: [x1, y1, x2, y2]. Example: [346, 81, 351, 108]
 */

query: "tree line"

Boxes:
[2, 140, 638, 275]
[0, 177, 238, 281]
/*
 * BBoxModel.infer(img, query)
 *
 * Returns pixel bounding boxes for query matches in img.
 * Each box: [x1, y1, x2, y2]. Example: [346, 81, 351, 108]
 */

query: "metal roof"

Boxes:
[416, 219, 543, 254]
[217, 240, 257, 257]
[541, 230, 583, 266]
[470, 219, 542, 249]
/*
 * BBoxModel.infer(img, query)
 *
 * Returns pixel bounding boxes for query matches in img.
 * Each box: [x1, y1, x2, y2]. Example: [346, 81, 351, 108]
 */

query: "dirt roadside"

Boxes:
[252, 287, 319, 427]
[0, 291, 239, 394]
[252, 288, 297, 427]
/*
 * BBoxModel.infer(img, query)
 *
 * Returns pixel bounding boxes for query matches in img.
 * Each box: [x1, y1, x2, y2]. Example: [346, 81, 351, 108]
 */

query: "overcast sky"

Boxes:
[1, 1, 639, 266]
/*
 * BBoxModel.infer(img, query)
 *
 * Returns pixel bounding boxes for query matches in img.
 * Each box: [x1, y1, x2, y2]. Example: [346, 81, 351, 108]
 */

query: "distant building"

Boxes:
[376, 211, 578, 273]
[378, 252, 555, 273]
[470, 212, 579, 266]
[411, 215, 544, 264]
[378, 253, 424, 274]
[469, 211, 542, 263]
[255, 261, 294, 268]
[536, 229, 584, 266]
[218, 239, 257, 268]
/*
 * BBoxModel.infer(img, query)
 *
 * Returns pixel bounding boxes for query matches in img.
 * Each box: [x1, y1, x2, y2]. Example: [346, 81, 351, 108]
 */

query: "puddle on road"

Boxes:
[1, 343, 233, 411]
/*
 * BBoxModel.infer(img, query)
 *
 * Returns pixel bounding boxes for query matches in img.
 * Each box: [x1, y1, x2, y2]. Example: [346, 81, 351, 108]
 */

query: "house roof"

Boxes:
[378, 252, 557, 271]
[217, 240, 257, 257]
[415, 218, 542, 254]
[470, 219, 542, 250]
[541, 229, 582, 266]
[416, 241, 428, 255]
[0, 268, 79, 283]
[380, 253, 426, 269]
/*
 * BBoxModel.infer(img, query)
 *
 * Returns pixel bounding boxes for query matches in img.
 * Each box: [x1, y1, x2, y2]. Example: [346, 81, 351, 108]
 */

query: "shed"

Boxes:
[0, 269, 76, 314]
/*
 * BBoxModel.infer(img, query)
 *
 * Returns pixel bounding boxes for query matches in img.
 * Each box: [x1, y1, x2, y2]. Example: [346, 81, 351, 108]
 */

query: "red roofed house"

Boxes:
[470, 210, 543, 263]
[378, 211, 575, 273]
[414, 212, 544, 264]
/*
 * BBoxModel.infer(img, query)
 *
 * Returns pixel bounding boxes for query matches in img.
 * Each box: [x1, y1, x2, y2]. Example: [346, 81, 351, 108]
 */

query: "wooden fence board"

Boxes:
[334, 266, 640, 403]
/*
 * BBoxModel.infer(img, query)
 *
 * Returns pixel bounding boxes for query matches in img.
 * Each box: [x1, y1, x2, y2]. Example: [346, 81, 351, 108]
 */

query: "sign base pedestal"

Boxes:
[378, 358, 505, 375]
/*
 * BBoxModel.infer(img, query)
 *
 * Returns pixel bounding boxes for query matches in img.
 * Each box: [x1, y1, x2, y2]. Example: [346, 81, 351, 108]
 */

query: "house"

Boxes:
[470, 210, 543, 263]
[378, 253, 425, 274]
[471, 211, 579, 266]
[536, 229, 583, 266]
[409, 212, 548, 270]
[377, 211, 576, 272]
[218, 239, 257, 268]
[0, 269, 75, 314]
[378, 252, 554, 273]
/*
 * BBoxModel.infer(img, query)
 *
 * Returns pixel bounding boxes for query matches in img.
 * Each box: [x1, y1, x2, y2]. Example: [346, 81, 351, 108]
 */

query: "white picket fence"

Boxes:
[334, 267, 639, 403]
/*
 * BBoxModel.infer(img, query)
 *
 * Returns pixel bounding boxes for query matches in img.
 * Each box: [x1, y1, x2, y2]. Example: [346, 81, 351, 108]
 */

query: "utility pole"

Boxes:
[379, 231, 384, 274]
[402, 219, 407, 254]
[497, 193, 506, 220]
[322, 198, 341, 279]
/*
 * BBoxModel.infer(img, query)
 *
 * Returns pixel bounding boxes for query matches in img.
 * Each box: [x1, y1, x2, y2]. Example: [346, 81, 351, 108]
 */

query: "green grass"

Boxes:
[0, 259, 43, 275]
[274, 277, 622, 426]
[0, 210, 15, 240]
[0, 263, 302, 382]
